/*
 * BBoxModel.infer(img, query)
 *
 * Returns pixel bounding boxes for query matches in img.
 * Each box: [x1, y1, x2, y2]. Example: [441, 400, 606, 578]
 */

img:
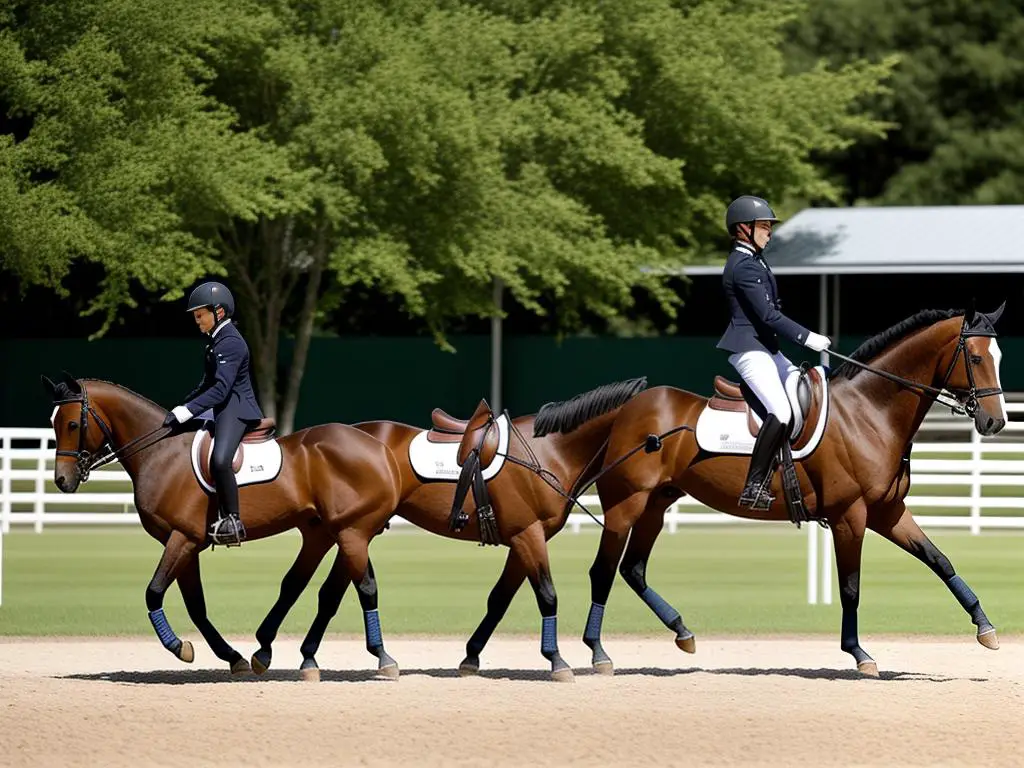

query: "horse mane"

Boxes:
[78, 378, 166, 412]
[533, 377, 647, 437]
[829, 309, 964, 380]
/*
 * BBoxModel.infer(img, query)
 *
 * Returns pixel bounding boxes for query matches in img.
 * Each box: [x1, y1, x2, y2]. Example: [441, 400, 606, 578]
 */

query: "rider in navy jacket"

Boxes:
[163, 281, 263, 546]
[717, 196, 830, 510]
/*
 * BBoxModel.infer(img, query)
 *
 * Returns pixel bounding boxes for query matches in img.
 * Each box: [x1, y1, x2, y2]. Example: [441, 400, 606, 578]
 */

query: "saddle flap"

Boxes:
[457, 399, 499, 468]
[191, 425, 284, 493]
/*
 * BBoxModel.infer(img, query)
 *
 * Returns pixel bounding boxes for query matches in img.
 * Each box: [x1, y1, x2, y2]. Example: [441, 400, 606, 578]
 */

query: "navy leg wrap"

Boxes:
[947, 575, 987, 625]
[641, 586, 681, 627]
[364, 609, 383, 649]
[583, 603, 605, 642]
[149, 608, 180, 653]
[541, 615, 558, 656]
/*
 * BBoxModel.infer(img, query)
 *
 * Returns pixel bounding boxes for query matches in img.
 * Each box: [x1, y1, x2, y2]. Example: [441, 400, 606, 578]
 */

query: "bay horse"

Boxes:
[247, 378, 650, 682]
[581, 305, 1008, 676]
[43, 375, 402, 674]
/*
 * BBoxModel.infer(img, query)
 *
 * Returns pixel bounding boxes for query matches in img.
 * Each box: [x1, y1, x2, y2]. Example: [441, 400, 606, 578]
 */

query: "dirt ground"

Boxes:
[1, 635, 1022, 767]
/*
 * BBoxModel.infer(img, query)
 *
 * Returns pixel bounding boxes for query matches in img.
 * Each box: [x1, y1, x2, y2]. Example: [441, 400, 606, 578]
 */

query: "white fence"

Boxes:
[4, 401, 1024, 606]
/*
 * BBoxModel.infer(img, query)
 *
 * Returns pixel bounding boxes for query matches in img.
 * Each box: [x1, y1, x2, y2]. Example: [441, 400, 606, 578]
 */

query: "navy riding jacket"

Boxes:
[184, 321, 263, 422]
[716, 243, 811, 355]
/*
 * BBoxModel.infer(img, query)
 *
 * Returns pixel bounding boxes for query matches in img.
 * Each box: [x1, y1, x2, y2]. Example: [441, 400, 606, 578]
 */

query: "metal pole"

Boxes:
[490, 277, 503, 413]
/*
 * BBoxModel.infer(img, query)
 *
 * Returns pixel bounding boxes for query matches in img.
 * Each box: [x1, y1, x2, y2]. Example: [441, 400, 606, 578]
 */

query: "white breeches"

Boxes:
[728, 350, 799, 426]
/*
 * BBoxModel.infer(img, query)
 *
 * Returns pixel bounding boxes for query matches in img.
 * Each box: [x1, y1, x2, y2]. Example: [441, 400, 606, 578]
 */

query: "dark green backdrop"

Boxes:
[6, 335, 1024, 429]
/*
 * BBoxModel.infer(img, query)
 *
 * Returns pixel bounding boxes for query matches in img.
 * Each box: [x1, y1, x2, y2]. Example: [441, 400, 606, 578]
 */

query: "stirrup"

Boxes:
[739, 476, 775, 511]
[209, 515, 246, 547]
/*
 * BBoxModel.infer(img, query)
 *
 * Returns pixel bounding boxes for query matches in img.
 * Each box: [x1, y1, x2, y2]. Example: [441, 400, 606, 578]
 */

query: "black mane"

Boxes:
[533, 377, 647, 437]
[829, 309, 964, 380]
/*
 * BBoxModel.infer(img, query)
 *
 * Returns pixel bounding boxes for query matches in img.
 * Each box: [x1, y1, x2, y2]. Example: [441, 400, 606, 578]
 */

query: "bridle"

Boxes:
[53, 381, 170, 482]
[827, 313, 1003, 418]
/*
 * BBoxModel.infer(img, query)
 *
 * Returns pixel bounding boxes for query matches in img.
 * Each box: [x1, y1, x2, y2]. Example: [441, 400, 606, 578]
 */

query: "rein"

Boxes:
[499, 419, 694, 530]
[827, 318, 1002, 417]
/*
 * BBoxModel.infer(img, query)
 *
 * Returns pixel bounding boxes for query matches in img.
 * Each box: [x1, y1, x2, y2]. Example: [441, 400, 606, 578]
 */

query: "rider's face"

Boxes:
[193, 307, 216, 334]
[752, 220, 773, 250]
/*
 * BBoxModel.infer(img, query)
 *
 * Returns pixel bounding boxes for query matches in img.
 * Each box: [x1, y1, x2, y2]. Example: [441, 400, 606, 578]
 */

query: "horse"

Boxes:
[247, 378, 651, 682]
[43, 374, 403, 675]
[580, 305, 1008, 676]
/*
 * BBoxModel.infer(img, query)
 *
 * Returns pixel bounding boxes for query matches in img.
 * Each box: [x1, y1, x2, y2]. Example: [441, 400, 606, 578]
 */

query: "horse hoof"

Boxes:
[593, 659, 614, 676]
[857, 660, 879, 678]
[251, 651, 270, 675]
[376, 663, 400, 681]
[675, 634, 696, 654]
[301, 666, 321, 683]
[977, 628, 1000, 650]
[458, 660, 480, 677]
[551, 667, 575, 683]
[230, 658, 251, 676]
[177, 640, 195, 664]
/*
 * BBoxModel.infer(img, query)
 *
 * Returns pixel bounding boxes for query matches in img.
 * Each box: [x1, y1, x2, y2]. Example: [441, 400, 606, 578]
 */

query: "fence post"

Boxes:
[34, 435, 48, 533]
[970, 428, 982, 535]
[806, 521, 818, 605]
[1, 433, 10, 534]
[820, 525, 833, 605]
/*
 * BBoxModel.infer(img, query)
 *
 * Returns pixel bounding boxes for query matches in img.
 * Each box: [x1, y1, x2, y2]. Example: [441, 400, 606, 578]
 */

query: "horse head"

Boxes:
[41, 373, 113, 493]
[952, 301, 1007, 436]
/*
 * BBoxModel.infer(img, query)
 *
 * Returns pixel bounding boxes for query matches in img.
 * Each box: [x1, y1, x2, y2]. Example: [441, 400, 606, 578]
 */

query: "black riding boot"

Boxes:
[739, 414, 787, 511]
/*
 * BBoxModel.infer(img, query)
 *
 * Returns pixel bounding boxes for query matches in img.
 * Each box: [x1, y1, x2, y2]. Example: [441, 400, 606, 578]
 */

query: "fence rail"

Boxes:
[4, 400, 1024, 607]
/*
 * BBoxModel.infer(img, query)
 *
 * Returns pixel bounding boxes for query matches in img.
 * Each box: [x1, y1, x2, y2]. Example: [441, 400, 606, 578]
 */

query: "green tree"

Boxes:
[787, 0, 1024, 205]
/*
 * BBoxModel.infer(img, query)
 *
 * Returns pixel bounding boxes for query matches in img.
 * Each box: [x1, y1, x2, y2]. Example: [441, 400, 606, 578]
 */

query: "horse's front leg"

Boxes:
[176, 555, 249, 674]
[144, 529, 199, 665]
[251, 525, 335, 674]
[868, 501, 998, 649]
[459, 547, 527, 676]
[831, 499, 877, 676]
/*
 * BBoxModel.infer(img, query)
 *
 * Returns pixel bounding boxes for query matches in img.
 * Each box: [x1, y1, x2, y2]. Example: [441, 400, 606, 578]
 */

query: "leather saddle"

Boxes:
[196, 417, 277, 484]
[442, 399, 501, 545]
[707, 368, 824, 452]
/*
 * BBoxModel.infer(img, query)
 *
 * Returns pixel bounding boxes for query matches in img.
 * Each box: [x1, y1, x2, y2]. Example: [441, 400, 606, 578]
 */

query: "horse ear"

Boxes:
[986, 300, 1006, 327]
[60, 371, 81, 394]
[965, 303, 976, 326]
[40, 375, 57, 399]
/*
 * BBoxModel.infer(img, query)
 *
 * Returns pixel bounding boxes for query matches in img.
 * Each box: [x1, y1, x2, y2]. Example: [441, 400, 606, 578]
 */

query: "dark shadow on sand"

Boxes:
[60, 665, 985, 685]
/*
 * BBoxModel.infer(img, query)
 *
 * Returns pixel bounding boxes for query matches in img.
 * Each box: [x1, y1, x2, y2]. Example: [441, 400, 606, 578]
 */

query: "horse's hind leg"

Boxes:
[177, 555, 248, 674]
[869, 502, 998, 649]
[459, 547, 528, 676]
[832, 499, 878, 676]
[336, 530, 400, 680]
[295, 549, 353, 682]
[513, 521, 573, 682]
[252, 525, 335, 674]
[618, 493, 696, 655]
[144, 530, 199, 665]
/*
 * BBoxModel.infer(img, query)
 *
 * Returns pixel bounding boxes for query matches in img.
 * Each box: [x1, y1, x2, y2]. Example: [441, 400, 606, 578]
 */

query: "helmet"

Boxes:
[725, 196, 779, 235]
[186, 282, 235, 318]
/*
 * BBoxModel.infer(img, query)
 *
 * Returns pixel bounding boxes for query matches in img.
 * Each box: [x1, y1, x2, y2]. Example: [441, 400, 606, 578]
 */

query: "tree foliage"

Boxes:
[1, 0, 891, 430]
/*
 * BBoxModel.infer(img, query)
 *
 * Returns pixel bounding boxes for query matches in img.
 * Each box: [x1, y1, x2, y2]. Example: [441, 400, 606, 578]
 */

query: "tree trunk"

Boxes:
[279, 224, 328, 435]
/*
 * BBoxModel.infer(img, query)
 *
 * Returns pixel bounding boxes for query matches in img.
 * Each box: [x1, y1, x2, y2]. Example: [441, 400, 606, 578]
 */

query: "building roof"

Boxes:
[680, 205, 1024, 276]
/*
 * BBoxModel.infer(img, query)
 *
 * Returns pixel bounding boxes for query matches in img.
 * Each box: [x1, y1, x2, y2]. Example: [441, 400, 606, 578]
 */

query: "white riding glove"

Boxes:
[171, 405, 194, 424]
[804, 332, 831, 352]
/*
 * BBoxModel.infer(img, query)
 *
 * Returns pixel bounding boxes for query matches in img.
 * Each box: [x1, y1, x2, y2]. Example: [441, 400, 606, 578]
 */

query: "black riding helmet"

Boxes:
[186, 281, 235, 319]
[725, 195, 780, 239]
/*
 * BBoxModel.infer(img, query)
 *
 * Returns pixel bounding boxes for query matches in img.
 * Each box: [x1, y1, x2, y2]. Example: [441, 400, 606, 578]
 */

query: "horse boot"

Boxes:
[739, 413, 787, 511]
[209, 510, 246, 547]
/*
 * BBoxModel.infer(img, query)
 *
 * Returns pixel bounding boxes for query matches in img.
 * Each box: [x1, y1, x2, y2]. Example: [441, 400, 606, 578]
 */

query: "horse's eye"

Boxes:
[970, 355, 983, 365]
[68, 421, 79, 431]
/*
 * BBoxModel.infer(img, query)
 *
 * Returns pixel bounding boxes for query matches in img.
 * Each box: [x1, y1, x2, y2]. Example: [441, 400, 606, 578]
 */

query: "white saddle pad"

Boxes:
[408, 414, 510, 482]
[695, 367, 830, 459]
[189, 425, 284, 493]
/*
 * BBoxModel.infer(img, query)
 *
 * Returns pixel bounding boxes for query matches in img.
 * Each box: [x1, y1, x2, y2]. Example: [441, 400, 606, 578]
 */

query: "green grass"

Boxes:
[1, 526, 1021, 639]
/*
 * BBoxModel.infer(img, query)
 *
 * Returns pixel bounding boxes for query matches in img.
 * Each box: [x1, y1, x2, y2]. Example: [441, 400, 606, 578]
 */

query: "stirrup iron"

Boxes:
[209, 515, 246, 547]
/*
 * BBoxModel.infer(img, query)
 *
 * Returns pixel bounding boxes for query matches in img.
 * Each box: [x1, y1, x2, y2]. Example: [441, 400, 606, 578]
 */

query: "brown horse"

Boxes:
[43, 375, 402, 674]
[247, 378, 651, 681]
[577, 306, 1008, 676]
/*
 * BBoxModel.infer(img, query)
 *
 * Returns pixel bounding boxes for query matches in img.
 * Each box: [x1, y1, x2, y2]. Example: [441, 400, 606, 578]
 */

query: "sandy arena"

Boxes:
[1, 635, 1022, 767]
